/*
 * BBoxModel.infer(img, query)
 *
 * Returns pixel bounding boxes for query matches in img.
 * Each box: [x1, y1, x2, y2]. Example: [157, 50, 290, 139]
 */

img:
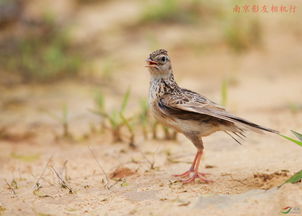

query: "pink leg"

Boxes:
[173, 150, 212, 184]
[173, 151, 200, 178]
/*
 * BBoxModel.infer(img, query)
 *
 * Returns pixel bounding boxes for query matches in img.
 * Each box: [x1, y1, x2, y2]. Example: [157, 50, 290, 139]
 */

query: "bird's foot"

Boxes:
[174, 170, 211, 183]
[173, 170, 192, 178]
[173, 169, 210, 178]
[182, 172, 212, 184]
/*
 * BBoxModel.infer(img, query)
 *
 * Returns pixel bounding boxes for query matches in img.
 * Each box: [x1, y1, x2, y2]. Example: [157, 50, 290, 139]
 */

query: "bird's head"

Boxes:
[145, 49, 172, 78]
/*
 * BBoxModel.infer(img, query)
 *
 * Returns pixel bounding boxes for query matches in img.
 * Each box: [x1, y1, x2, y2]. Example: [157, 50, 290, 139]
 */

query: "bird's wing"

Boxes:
[159, 90, 278, 134]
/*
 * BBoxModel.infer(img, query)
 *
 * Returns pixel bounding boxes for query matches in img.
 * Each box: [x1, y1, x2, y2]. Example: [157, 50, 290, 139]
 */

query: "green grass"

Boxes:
[138, 99, 149, 139]
[92, 88, 133, 143]
[140, 0, 203, 24]
[280, 131, 302, 147]
[223, 15, 262, 53]
[279, 170, 302, 188]
[44, 104, 72, 139]
[291, 130, 302, 142]
[100, 58, 116, 80]
[288, 103, 302, 113]
[0, 12, 83, 83]
[279, 130, 302, 187]
[11, 152, 40, 162]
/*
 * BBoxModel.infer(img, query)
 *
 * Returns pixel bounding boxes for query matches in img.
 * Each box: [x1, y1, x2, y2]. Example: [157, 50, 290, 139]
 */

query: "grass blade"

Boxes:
[120, 88, 130, 114]
[291, 130, 302, 142]
[279, 134, 302, 147]
[95, 91, 105, 112]
[278, 170, 302, 188]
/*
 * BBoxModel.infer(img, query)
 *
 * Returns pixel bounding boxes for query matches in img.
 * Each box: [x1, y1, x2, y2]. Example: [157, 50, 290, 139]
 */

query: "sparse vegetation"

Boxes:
[138, 99, 150, 139]
[0, 13, 83, 83]
[1, 0, 301, 214]
[91, 88, 133, 143]
[280, 130, 302, 147]
[44, 104, 73, 140]
[75, 0, 108, 5]
[0, 205, 6, 216]
[11, 152, 40, 162]
[91, 89, 179, 144]
[279, 131, 302, 187]
[140, 0, 203, 24]
[224, 15, 262, 52]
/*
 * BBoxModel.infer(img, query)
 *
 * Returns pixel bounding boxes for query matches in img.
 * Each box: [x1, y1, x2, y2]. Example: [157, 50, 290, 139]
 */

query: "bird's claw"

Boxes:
[174, 170, 210, 178]
[182, 172, 213, 184]
[174, 170, 212, 183]
[173, 170, 192, 178]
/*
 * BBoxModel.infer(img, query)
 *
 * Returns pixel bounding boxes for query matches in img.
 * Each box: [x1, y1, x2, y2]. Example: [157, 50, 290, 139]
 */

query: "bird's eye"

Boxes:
[161, 56, 167, 62]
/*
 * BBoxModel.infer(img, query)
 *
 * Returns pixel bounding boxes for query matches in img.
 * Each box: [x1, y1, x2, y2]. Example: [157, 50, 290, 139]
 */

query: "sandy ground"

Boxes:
[0, 70, 302, 216]
[1, 0, 302, 215]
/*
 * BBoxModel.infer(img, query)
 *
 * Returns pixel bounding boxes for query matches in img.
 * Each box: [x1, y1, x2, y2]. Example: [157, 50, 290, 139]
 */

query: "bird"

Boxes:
[145, 49, 279, 183]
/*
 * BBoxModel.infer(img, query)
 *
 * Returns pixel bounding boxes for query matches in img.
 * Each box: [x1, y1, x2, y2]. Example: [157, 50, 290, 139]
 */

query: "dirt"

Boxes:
[0, 73, 301, 215]
[1, 101, 302, 216]
[1, 0, 302, 215]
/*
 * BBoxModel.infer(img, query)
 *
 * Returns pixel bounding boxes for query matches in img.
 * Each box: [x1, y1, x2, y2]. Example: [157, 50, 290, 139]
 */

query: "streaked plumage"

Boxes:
[146, 49, 278, 183]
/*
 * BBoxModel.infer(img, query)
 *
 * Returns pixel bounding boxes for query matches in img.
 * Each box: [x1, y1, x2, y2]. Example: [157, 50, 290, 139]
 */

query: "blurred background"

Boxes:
[0, 0, 301, 143]
[1, 1, 302, 215]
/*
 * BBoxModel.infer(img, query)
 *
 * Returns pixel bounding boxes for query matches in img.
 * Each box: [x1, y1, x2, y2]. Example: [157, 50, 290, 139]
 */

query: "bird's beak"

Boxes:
[145, 59, 158, 68]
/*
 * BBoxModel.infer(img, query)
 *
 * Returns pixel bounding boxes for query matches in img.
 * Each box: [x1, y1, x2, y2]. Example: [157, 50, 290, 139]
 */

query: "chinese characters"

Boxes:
[233, 5, 297, 13]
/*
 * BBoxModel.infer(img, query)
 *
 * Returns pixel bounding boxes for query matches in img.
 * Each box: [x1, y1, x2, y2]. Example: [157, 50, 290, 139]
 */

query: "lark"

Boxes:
[146, 49, 278, 183]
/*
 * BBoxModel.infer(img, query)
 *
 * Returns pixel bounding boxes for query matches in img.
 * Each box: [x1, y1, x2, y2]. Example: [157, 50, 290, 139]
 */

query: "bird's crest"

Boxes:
[149, 49, 168, 60]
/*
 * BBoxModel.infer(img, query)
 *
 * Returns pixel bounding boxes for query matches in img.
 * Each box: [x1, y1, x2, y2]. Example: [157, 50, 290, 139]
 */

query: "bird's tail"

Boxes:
[227, 115, 279, 134]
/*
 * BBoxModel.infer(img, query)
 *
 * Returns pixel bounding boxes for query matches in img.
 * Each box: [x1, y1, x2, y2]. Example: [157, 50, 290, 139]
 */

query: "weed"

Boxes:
[121, 114, 136, 148]
[93, 91, 106, 132]
[33, 189, 52, 198]
[36, 212, 53, 216]
[0, 12, 83, 83]
[152, 121, 160, 140]
[51, 166, 73, 194]
[139, 150, 156, 170]
[279, 170, 302, 188]
[5, 179, 17, 195]
[279, 130, 302, 187]
[288, 103, 302, 113]
[0, 205, 6, 216]
[91, 88, 133, 143]
[11, 152, 40, 162]
[162, 125, 178, 140]
[33, 153, 54, 190]
[75, 0, 108, 5]
[100, 58, 116, 80]
[292, 130, 302, 142]
[88, 146, 111, 189]
[138, 99, 150, 140]
[280, 131, 302, 147]
[150, 120, 178, 140]
[44, 104, 72, 139]
[120, 180, 129, 187]
[223, 15, 262, 53]
[140, 0, 202, 24]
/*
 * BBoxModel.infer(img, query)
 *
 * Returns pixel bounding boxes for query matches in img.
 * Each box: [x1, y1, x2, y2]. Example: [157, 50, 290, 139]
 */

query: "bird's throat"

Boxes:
[150, 71, 174, 82]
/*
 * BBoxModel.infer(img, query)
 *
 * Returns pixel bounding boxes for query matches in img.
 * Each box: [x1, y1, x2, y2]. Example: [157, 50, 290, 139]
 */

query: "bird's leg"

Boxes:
[181, 150, 212, 184]
[173, 151, 200, 178]
[174, 136, 212, 183]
